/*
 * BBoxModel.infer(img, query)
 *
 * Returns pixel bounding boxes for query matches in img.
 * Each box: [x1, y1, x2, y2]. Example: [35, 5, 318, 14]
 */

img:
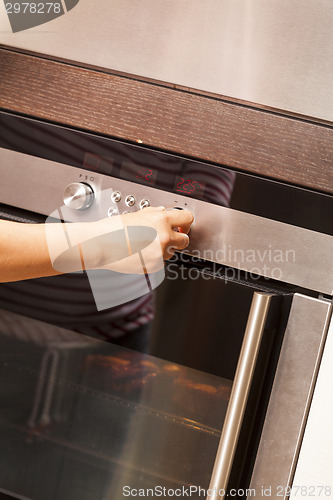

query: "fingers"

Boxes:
[178, 219, 192, 235]
[170, 230, 190, 250]
[163, 230, 190, 260]
[120, 206, 194, 261]
[139, 206, 165, 214]
[165, 209, 194, 234]
[160, 209, 193, 259]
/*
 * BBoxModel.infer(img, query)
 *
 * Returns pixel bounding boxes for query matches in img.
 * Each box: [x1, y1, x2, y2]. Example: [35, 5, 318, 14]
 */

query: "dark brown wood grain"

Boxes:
[1, 47, 332, 194]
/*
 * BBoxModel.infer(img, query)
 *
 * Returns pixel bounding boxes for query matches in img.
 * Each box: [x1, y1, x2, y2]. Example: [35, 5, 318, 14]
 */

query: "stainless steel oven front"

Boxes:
[0, 111, 332, 500]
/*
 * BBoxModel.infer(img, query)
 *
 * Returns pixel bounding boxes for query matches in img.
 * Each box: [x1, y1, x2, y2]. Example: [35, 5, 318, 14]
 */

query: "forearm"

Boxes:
[0, 221, 59, 282]
[0, 220, 105, 283]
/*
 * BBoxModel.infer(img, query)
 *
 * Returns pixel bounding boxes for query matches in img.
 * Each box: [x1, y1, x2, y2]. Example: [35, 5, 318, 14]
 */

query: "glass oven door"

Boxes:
[0, 260, 290, 500]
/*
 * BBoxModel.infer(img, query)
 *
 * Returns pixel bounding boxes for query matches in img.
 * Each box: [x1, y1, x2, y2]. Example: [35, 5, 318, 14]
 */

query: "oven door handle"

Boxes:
[207, 291, 273, 500]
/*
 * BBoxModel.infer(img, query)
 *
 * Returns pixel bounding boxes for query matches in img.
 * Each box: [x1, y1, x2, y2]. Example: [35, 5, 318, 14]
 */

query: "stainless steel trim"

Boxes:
[249, 294, 332, 499]
[207, 292, 272, 500]
[290, 313, 333, 495]
[1, 148, 333, 294]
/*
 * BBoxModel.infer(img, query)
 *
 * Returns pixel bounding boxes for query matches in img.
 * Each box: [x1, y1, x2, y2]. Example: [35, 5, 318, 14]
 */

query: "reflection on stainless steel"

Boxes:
[207, 292, 272, 499]
[249, 294, 332, 499]
[27, 349, 59, 428]
[0, 307, 95, 347]
[0, 0, 332, 121]
[0, 308, 99, 431]
[1, 147, 332, 295]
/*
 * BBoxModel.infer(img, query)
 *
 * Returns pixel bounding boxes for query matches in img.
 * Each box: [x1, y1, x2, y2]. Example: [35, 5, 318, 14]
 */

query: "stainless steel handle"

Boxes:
[207, 292, 273, 500]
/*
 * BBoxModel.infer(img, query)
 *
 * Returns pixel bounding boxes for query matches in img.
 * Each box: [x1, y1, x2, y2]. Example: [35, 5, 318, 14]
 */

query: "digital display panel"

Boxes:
[174, 176, 206, 198]
[84, 152, 113, 175]
[121, 161, 158, 186]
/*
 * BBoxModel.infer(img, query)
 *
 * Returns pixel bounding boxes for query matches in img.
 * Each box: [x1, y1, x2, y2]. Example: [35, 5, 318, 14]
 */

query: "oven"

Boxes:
[0, 110, 332, 500]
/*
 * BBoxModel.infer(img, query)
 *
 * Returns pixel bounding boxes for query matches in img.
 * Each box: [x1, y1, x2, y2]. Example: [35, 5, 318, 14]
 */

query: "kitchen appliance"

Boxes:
[0, 110, 332, 499]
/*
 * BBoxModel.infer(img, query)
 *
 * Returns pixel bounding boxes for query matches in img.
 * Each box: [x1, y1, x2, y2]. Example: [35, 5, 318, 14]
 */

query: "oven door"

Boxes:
[0, 206, 282, 500]
[0, 253, 331, 500]
[0, 275, 280, 500]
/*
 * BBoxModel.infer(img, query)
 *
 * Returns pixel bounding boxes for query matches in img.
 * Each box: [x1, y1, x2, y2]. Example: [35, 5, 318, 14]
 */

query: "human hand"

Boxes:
[46, 207, 194, 276]
[92, 206, 193, 275]
[120, 206, 193, 259]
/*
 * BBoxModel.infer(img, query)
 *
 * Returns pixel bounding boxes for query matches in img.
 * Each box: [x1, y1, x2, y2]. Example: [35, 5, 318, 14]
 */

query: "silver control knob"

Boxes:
[111, 191, 122, 203]
[125, 195, 136, 207]
[139, 199, 150, 209]
[64, 183, 94, 211]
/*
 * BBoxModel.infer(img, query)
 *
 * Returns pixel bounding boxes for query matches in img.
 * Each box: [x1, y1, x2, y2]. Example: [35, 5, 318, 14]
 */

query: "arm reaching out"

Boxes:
[0, 207, 194, 283]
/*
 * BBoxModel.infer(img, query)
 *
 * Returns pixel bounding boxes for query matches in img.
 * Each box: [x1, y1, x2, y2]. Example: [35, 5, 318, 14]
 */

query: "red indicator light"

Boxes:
[121, 162, 158, 186]
[175, 176, 205, 198]
[136, 168, 157, 184]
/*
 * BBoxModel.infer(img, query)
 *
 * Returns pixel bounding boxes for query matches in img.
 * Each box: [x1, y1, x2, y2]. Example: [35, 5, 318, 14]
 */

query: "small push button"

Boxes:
[111, 191, 122, 203]
[125, 195, 136, 207]
[108, 207, 118, 217]
[139, 199, 150, 209]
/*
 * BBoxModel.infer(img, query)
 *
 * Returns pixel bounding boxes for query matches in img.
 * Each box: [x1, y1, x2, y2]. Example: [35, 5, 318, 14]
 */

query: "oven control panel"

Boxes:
[63, 182, 151, 214]
[62, 181, 188, 217]
[1, 147, 332, 295]
[58, 172, 197, 223]
[1, 147, 196, 220]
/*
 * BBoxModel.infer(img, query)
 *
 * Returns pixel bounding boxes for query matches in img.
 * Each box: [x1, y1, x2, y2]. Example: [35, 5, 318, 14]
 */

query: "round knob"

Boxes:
[63, 183, 94, 211]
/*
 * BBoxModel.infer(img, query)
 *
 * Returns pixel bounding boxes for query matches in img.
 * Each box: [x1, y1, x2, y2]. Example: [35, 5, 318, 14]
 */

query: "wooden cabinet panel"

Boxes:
[1, 47, 332, 194]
